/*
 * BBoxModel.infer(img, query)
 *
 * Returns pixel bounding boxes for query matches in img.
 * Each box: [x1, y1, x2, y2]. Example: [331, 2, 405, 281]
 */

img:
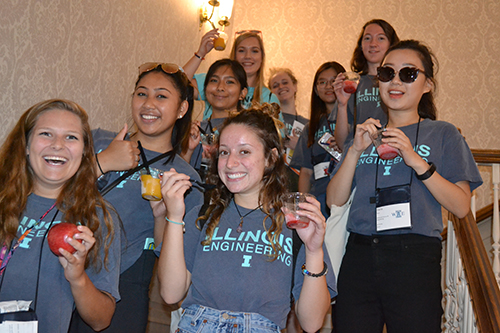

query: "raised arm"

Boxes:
[183, 29, 220, 99]
[333, 73, 353, 151]
[156, 169, 193, 304]
[327, 118, 381, 207]
[383, 127, 472, 218]
[292, 196, 329, 332]
[95, 124, 139, 176]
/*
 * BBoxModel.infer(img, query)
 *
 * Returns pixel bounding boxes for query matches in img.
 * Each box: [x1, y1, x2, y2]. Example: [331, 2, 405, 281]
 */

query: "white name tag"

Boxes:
[313, 162, 330, 180]
[376, 202, 411, 232]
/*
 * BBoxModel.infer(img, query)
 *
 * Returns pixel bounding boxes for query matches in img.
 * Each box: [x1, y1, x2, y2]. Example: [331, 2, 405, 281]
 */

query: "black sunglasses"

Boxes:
[377, 66, 425, 84]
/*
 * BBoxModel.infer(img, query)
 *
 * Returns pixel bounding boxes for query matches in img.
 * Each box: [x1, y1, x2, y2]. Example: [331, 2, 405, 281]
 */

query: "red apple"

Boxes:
[47, 223, 82, 256]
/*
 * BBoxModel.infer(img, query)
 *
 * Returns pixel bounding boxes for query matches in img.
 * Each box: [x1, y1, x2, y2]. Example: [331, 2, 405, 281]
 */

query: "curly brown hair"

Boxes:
[197, 103, 288, 260]
[0, 99, 115, 270]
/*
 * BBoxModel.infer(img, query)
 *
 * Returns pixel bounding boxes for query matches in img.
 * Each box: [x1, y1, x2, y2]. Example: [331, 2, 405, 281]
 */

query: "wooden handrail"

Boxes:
[471, 149, 500, 164]
[449, 210, 500, 333]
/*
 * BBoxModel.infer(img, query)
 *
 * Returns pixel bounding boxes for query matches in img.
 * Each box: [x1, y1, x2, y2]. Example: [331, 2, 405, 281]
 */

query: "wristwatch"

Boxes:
[416, 162, 436, 181]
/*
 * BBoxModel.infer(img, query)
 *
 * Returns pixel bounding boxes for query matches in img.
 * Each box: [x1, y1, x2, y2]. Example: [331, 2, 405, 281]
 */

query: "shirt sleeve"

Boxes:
[290, 124, 313, 171]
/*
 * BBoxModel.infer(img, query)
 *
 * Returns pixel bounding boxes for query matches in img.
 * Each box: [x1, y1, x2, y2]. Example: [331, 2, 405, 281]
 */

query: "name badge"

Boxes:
[313, 162, 330, 180]
[376, 202, 411, 231]
[374, 184, 412, 232]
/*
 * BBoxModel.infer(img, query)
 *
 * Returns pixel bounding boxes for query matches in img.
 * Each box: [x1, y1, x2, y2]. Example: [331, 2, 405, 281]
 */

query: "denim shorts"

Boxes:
[176, 304, 281, 333]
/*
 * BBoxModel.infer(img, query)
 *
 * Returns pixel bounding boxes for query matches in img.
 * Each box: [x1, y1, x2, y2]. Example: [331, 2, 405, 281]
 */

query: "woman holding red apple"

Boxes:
[0, 99, 121, 332]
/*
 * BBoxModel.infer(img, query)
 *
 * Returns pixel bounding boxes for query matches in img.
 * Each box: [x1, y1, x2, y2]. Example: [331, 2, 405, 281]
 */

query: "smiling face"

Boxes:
[379, 49, 432, 116]
[132, 71, 187, 143]
[27, 109, 84, 198]
[234, 37, 263, 81]
[361, 23, 391, 68]
[205, 65, 247, 116]
[269, 72, 297, 104]
[217, 124, 267, 203]
[315, 67, 338, 104]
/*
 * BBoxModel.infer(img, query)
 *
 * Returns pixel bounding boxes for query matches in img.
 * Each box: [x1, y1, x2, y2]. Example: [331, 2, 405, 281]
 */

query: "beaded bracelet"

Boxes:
[95, 154, 104, 175]
[301, 261, 328, 278]
[194, 52, 205, 60]
[165, 217, 186, 232]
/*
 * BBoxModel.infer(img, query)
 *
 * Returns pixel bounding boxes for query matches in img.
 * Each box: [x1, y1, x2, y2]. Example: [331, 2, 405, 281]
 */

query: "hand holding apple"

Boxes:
[47, 222, 82, 256]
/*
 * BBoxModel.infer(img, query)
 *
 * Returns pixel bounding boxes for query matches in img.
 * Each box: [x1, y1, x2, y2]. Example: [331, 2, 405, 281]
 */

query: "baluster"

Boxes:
[492, 163, 500, 284]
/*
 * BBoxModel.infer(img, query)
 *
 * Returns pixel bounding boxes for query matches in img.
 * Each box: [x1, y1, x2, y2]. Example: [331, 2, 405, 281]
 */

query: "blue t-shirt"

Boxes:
[181, 201, 337, 329]
[333, 119, 483, 238]
[93, 128, 203, 273]
[0, 194, 121, 333]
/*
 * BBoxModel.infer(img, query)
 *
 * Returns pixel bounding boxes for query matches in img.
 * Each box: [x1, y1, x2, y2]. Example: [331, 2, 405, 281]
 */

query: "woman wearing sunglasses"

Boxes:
[183, 29, 279, 119]
[327, 40, 482, 332]
[69, 63, 204, 332]
[333, 19, 400, 151]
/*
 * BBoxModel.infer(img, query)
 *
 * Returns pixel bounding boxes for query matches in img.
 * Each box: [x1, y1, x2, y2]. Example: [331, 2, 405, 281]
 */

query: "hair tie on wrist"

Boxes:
[194, 52, 205, 60]
[95, 154, 104, 175]
[165, 217, 186, 232]
[301, 261, 328, 277]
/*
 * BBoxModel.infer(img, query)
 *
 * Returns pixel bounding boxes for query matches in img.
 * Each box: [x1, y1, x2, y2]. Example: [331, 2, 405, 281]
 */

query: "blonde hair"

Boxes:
[230, 32, 266, 104]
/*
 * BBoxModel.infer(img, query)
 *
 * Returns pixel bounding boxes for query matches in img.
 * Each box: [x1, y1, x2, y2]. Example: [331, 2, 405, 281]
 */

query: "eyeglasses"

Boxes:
[235, 30, 263, 40]
[377, 66, 425, 83]
[138, 62, 183, 75]
[316, 79, 335, 88]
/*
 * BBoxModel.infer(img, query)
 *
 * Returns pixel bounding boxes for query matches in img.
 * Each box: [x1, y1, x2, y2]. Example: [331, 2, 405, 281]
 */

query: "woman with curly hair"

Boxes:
[0, 99, 120, 332]
[157, 105, 335, 332]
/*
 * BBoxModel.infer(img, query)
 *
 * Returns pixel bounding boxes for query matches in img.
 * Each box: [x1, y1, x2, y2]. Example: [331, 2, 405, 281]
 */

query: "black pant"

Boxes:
[69, 250, 156, 332]
[335, 233, 443, 333]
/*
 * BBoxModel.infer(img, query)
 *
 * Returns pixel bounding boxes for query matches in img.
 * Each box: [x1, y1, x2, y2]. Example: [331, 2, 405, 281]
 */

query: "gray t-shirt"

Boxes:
[181, 201, 337, 329]
[290, 115, 334, 196]
[0, 194, 121, 333]
[93, 128, 203, 272]
[334, 119, 482, 238]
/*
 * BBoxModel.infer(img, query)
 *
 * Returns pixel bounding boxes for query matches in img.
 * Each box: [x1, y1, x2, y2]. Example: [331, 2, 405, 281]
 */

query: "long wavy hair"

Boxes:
[197, 104, 288, 260]
[204, 58, 248, 112]
[382, 40, 438, 120]
[0, 99, 115, 270]
[308, 61, 346, 147]
[230, 32, 266, 105]
[133, 65, 194, 158]
[351, 19, 400, 75]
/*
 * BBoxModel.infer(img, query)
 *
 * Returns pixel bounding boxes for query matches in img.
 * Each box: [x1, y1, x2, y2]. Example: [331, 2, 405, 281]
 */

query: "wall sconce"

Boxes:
[199, 0, 234, 30]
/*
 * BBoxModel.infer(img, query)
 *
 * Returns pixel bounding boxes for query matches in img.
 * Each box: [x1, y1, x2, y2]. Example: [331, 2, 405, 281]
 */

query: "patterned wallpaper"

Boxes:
[1, 0, 498, 206]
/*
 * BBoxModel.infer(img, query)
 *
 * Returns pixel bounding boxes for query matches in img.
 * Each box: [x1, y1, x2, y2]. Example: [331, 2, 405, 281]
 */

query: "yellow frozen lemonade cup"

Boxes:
[140, 168, 162, 201]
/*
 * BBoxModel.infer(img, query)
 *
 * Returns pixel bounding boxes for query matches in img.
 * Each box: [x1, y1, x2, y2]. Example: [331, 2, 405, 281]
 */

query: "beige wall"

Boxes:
[1, 0, 498, 205]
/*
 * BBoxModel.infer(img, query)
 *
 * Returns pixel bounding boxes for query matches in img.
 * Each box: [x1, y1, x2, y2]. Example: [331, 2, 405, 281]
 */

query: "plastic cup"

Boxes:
[371, 128, 399, 160]
[140, 168, 162, 201]
[283, 192, 315, 229]
[214, 32, 227, 51]
[343, 72, 360, 94]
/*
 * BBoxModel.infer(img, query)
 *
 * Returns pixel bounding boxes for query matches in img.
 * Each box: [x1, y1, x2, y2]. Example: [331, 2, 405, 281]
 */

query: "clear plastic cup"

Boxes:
[283, 192, 315, 229]
[140, 168, 162, 201]
[371, 128, 399, 160]
[214, 32, 228, 51]
[343, 72, 360, 94]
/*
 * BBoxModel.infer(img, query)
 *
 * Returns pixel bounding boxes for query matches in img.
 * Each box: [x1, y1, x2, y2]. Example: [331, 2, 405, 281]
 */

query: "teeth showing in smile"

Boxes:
[389, 90, 403, 95]
[142, 114, 158, 120]
[227, 173, 246, 179]
[44, 156, 67, 165]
